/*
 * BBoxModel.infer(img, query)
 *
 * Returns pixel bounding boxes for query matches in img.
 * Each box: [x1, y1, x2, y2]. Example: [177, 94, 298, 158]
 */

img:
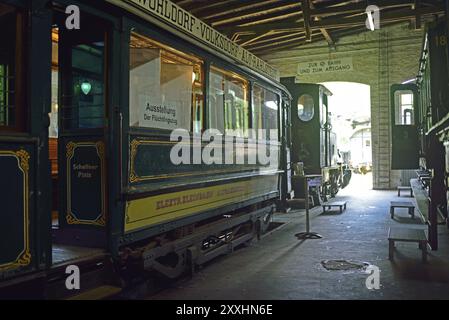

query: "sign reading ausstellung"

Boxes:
[118, 0, 280, 81]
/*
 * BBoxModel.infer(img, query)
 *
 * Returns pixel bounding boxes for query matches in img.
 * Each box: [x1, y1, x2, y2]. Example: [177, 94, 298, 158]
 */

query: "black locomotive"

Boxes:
[281, 78, 351, 205]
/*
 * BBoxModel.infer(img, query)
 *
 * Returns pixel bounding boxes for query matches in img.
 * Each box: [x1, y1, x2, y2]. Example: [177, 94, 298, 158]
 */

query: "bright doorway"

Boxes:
[319, 81, 372, 189]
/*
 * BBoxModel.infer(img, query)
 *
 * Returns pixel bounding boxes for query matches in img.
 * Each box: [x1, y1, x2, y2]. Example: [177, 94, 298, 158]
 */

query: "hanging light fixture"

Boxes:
[81, 81, 92, 95]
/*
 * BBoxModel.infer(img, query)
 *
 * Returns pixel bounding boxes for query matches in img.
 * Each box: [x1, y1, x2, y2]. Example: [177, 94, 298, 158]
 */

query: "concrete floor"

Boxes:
[149, 173, 449, 300]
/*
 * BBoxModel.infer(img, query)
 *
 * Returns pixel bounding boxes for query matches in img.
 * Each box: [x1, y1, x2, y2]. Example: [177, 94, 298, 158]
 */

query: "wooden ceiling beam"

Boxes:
[309, 1, 335, 48]
[219, 0, 440, 35]
[201, 0, 285, 21]
[414, 0, 422, 29]
[210, 2, 301, 27]
[320, 28, 335, 46]
[253, 34, 323, 55]
[221, 20, 302, 35]
[173, 0, 192, 6]
[301, 0, 312, 42]
[186, 0, 244, 15]
[311, 5, 444, 30]
[310, 0, 414, 18]
[239, 31, 275, 46]
[249, 31, 322, 52]
[244, 31, 306, 48]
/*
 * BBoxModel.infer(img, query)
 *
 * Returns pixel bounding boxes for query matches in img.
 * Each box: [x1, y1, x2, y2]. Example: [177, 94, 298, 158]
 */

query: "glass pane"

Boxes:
[0, 4, 20, 128]
[252, 84, 279, 140]
[394, 90, 414, 125]
[225, 77, 248, 136]
[129, 32, 203, 131]
[0, 64, 5, 126]
[401, 93, 413, 105]
[209, 67, 248, 137]
[49, 69, 59, 137]
[298, 94, 314, 121]
[264, 89, 279, 140]
[71, 43, 105, 129]
[252, 85, 263, 135]
[192, 65, 203, 134]
[208, 70, 225, 133]
[60, 25, 106, 130]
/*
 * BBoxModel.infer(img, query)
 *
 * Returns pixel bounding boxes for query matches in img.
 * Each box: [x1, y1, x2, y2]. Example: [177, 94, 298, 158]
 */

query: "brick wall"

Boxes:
[262, 23, 424, 189]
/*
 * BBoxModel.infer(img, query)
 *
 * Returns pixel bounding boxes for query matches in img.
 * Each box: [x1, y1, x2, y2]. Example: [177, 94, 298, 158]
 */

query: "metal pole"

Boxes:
[305, 177, 310, 233]
[295, 175, 322, 240]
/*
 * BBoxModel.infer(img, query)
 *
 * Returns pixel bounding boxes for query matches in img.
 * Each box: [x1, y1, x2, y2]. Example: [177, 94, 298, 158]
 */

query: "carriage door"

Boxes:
[0, 3, 37, 278]
[391, 84, 419, 169]
[54, 14, 110, 247]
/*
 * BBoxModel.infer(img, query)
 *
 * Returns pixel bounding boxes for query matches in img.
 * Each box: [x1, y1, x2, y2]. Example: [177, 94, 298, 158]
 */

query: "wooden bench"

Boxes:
[397, 186, 413, 197]
[388, 227, 428, 262]
[322, 201, 347, 213]
[390, 201, 415, 219]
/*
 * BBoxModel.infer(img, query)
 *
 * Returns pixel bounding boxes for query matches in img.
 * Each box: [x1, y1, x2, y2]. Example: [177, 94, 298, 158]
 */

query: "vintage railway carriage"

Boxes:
[414, 17, 449, 250]
[280, 78, 350, 202]
[0, 0, 291, 297]
[391, 17, 449, 251]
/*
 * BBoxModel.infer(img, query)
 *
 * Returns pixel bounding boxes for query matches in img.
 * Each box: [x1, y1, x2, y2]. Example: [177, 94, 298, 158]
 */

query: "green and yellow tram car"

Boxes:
[0, 0, 292, 298]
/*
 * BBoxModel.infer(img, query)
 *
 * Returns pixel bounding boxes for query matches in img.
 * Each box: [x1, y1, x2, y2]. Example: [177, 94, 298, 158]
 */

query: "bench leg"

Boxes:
[410, 189, 413, 197]
[390, 207, 394, 219]
[421, 241, 427, 263]
[322, 206, 326, 213]
[340, 206, 343, 214]
[409, 208, 415, 219]
[398, 189, 400, 197]
[344, 204, 347, 210]
[389, 240, 394, 260]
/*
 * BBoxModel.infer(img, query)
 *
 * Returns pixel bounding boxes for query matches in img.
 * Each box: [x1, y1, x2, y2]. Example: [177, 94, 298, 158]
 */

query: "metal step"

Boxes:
[67, 285, 122, 300]
[45, 255, 122, 300]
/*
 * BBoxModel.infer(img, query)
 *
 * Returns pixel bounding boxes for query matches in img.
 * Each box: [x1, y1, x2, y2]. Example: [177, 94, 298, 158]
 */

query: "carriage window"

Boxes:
[49, 30, 59, 138]
[252, 85, 279, 140]
[129, 32, 204, 132]
[0, 4, 25, 131]
[264, 90, 279, 140]
[208, 67, 249, 137]
[394, 90, 414, 125]
[59, 24, 106, 130]
[49, 71, 59, 137]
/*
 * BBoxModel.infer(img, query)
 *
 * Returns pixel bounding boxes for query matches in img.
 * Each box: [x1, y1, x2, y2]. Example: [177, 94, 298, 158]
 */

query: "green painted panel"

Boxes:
[0, 144, 34, 274]
[391, 84, 419, 169]
[129, 135, 278, 185]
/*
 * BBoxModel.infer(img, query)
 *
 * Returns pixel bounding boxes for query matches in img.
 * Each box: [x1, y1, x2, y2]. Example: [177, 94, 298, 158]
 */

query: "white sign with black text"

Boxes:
[297, 58, 354, 76]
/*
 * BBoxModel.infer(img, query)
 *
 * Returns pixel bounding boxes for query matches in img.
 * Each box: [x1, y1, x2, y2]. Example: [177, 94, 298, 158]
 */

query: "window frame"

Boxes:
[123, 18, 285, 144]
[251, 82, 281, 143]
[55, 15, 112, 134]
[207, 65, 250, 138]
[394, 90, 415, 126]
[296, 93, 315, 122]
[128, 30, 206, 136]
[0, 6, 26, 133]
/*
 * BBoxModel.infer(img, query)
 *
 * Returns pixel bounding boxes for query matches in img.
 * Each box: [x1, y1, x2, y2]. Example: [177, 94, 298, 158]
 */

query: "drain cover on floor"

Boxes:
[321, 259, 369, 271]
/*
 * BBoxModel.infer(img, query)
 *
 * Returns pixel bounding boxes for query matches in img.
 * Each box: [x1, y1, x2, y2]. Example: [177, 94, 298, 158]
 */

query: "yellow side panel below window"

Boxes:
[125, 175, 278, 232]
